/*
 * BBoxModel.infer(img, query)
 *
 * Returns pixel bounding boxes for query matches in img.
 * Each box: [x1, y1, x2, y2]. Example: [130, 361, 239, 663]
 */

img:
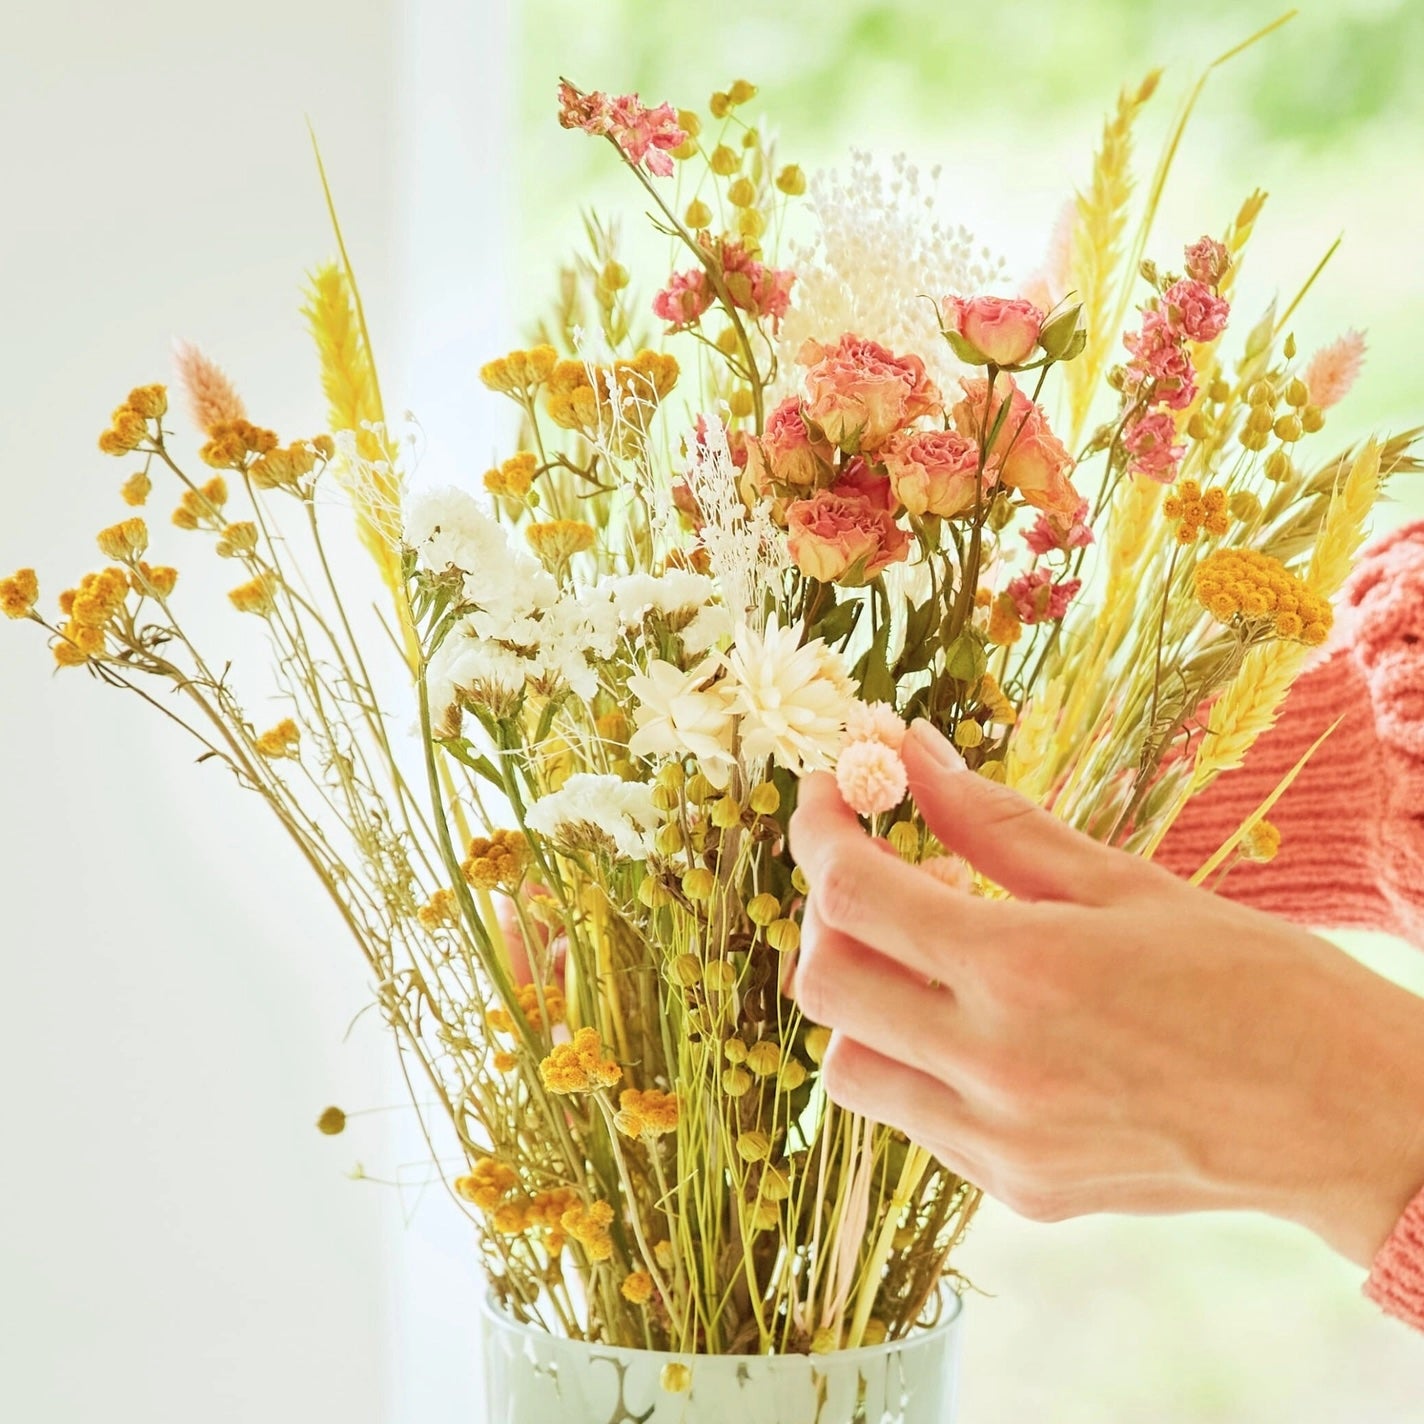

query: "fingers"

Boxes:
[790, 772, 1007, 983]
[792, 898, 963, 1079]
[819, 1033, 990, 1174]
[902, 719, 1130, 904]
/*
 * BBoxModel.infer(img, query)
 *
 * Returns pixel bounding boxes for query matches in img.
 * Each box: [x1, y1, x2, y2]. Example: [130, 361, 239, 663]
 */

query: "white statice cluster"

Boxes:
[524, 773, 665, 860]
[627, 619, 856, 788]
[404, 489, 731, 737]
[679, 420, 790, 620]
[775, 150, 1008, 392]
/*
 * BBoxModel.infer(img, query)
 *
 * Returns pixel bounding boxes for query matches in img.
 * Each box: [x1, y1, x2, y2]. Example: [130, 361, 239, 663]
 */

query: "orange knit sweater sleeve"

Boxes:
[1156, 520, 1424, 1330]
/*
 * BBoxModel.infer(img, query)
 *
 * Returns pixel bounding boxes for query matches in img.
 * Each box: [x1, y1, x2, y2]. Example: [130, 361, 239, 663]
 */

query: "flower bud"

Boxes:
[953, 721, 984, 750]
[1285, 377, 1309, 408]
[682, 867, 716, 901]
[721, 1066, 753, 1097]
[1300, 404, 1324, 433]
[703, 960, 737, 993]
[775, 164, 806, 196]
[654, 821, 685, 856]
[677, 109, 701, 139]
[749, 1201, 779, 1231]
[791, 865, 810, 895]
[727, 388, 755, 418]
[1264, 450, 1292, 483]
[1273, 414, 1303, 443]
[1246, 404, 1275, 434]
[1036, 303, 1085, 362]
[1249, 380, 1276, 407]
[669, 953, 702, 987]
[684, 198, 713, 230]
[711, 795, 744, 829]
[748, 781, 780, 815]
[778, 1060, 808, 1092]
[745, 1040, 781, 1077]
[639, 877, 674, 909]
[685, 772, 716, 804]
[1208, 377, 1231, 403]
[804, 1025, 832, 1064]
[709, 143, 739, 175]
[709, 91, 731, 119]
[728, 79, 758, 105]
[736, 1130, 771, 1162]
[747, 892, 780, 926]
[661, 1362, 692, 1394]
[761, 1164, 792, 1200]
[766, 918, 800, 954]
[727, 177, 756, 208]
[724, 1038, 748, 1063]
[316, 1106, 347, 1135]
[651, 782, 681, 812]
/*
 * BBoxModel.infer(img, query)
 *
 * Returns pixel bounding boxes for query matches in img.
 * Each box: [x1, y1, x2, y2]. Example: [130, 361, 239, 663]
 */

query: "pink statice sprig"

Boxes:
[557, 80, 687, 179]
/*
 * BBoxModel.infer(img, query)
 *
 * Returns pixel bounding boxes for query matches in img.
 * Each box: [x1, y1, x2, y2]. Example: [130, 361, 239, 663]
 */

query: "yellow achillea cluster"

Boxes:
[526, 520, 597, 569]
[492, 1050, 518, 1073]
[560, 1199, 616, 1261]
[462, 829, 531, 890]
[1193, 548, 1332, 645]
[1163, 479, 1229, 544]
[171, 477, 230, 530]
[97, 385, 166, 456]
[228, 571, 281, 616]
[483, 452, 539, 498]
[215, 521, 259, 558]
[199, 419, 281, 471]
[487, 983, 566, 1036]
[248, 437, 331, 492]
[614, 1088, 680, 1138]
[1241, 819, 1281, 863]
[0, 568, 39, 620]
[621, 1271, 654, 1305]
[130, 562, 178, 599]
[987, 593, 1022, 647]
[96, 518, 149, 562]
[254, 718, 301, 760]
[479, 345, 559, 397]
[543, 351, 679, 441]
[416, 887, 460, 930]
[539, 1026, 621, 1094]
[53, 567, 129, 665]
[120, 471, 151, 507]
[454, 1156, 519, 1211]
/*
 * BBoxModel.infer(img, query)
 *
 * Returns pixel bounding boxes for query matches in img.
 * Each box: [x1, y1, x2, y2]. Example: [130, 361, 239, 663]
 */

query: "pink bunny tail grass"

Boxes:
[1303, 329, 1366, 411]
[1021, 198, 1076, 312]
[171, 338, 248, 435]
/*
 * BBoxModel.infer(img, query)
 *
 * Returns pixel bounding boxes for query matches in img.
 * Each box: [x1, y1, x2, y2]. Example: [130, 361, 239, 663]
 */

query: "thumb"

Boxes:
[902, 718, 1120, 903]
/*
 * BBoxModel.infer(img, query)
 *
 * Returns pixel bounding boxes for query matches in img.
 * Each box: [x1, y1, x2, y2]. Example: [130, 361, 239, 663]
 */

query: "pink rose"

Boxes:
[1122, 410, 1184, 483]
[1183, 235, 1230, 288]
[950, 376, 1081, 518]
[942, 295, 1045, 367]
[785, 488, 911, 584]
[879, 428, 985, 518]
[834, 455, 895, 512]
[653, 268, 714, 331]
[1161, 279, 1230, 344]
[744, 397, 834, 494]
[1006, 567, 1082, 624]
[798, 334, 943, 453]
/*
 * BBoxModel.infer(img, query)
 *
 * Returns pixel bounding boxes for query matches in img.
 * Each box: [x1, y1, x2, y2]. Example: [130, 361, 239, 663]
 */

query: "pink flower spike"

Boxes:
[1304, 330, 1367, 410]
[1024, 499, 1094, 557]
[1122, 409, 1185, 483]
[556, 82, 686, 178]
[845, 700, 908, 751]
[171, 338, 247, 436]
[653, 267, 713, 331]
[1184, 235, 1231, 288]
[1006, 566, 1082, 624]
[836, 739, 908, 817]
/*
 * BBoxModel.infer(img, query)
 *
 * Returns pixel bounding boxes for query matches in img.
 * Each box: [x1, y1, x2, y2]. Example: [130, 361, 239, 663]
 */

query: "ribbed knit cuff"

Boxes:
[1364, 1180, 1424, 1331]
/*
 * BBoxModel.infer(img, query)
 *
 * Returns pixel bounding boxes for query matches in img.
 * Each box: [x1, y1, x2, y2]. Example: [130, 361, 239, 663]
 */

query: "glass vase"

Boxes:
[479, 1292, 965, 1424]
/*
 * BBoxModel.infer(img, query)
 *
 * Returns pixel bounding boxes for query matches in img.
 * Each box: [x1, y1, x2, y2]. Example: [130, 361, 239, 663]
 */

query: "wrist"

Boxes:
[1280, 952, 1424, 1268]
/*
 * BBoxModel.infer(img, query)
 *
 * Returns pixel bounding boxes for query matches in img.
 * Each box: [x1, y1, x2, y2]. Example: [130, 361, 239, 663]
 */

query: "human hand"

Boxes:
[788, 719, 1424, 1267]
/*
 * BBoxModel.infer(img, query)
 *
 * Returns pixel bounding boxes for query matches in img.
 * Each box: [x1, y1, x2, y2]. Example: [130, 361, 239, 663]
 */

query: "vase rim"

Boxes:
[477, 1286, 964, 1365]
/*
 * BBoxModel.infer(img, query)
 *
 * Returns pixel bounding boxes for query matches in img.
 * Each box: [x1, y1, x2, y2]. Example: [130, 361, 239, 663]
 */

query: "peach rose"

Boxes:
[797, 334, 942, 453]
[951, 375, 1080, 518]
[785, 488, 910, 584]
[942, 295, 1044, 367]
[834, 455, 895, 512]
[744, 396, 834, 496]
[878, 429, 984, 518]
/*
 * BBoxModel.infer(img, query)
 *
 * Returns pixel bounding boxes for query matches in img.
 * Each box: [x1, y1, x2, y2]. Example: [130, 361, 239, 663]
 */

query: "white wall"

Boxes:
[0, 3, 517, 1419]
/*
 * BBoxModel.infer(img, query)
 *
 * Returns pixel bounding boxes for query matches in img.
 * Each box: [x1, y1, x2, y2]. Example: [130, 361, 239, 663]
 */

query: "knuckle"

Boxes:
[813, 849, 864, 929]
[1004, 1181, 1066, 1223]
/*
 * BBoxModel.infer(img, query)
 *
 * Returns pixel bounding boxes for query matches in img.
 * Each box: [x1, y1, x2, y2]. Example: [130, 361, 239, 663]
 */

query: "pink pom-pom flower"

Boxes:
[836, 738, 908, 816]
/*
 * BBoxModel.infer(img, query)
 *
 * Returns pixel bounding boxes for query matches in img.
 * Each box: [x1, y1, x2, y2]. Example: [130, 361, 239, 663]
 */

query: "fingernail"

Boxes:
[909, 718, 966, 772]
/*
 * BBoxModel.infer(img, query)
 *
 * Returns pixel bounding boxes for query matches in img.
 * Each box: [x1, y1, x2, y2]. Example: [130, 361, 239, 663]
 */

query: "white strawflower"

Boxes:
[627, 657, 737, 786]
[525, 774, 664, 860]
[725, 620, 856, 774]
